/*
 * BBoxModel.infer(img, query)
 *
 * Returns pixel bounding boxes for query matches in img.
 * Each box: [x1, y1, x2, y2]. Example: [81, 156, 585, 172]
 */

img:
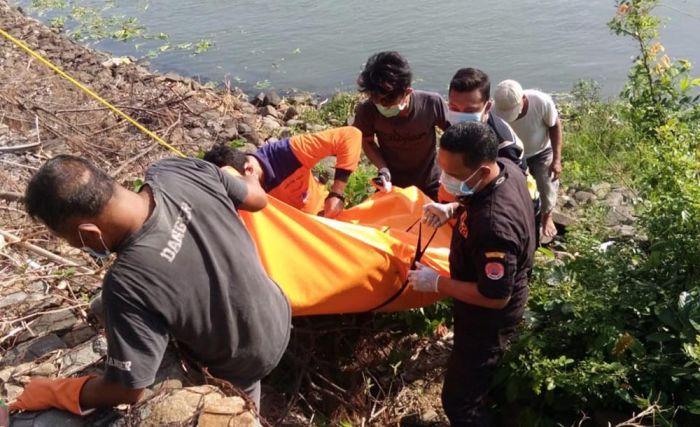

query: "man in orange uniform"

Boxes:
[204, 126, 362, 218]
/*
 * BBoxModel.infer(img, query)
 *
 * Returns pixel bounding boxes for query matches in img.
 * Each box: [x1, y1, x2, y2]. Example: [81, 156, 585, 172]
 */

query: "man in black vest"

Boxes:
[409, 122, 536, 426]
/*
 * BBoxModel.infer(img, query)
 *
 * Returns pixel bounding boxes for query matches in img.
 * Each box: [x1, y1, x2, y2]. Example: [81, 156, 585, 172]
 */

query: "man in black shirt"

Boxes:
[11, 156, 291, 416]
[408, 122, 535, 426]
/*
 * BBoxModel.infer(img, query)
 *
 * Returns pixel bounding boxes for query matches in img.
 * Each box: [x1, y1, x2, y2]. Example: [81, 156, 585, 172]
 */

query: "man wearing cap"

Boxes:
[408, 122, 536, 425]
[493, 80, 563, 240]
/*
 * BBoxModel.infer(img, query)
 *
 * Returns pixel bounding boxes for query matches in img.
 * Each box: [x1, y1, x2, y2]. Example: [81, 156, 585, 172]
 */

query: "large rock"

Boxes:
[261, 117, 281, 133]
[0, 334, 66, 367]
[552, 210, 576, 228]
[263, 91, 282, 107]
[117, 385, 258, 427]
[574, 191, 597, 204]
[607, 205, 635, 226]
[17, 310, 80, 342]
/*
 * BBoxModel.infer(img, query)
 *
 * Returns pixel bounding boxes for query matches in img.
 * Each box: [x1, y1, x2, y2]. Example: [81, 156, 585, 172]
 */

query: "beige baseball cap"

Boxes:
[493, 79, 524, 122]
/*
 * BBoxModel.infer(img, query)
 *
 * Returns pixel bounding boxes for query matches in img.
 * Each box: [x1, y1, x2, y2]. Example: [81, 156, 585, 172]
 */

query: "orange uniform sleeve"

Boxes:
[288, 126, 362, 173]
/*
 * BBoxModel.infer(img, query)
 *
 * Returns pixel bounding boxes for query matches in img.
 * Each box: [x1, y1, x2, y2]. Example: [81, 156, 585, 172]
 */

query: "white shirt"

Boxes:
[508, 89, 558, 158]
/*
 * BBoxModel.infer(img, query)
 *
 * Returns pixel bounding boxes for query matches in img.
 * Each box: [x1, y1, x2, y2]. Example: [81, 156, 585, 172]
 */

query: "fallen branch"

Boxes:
[0, 191, 24, 203]
[0, 228, 92, 273]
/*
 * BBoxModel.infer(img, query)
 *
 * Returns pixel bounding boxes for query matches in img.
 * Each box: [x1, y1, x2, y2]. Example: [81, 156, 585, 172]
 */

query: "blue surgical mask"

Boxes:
[447, 109, 483, 125]
[78, 229, 111, 259]
[440, 170, 482, 197]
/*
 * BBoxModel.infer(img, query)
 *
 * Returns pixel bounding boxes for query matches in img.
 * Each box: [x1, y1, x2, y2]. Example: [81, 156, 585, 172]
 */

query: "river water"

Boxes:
[20, 0, 700, 97]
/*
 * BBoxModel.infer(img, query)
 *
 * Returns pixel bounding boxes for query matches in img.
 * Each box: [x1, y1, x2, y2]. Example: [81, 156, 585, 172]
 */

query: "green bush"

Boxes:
[491, 1, 700, 425]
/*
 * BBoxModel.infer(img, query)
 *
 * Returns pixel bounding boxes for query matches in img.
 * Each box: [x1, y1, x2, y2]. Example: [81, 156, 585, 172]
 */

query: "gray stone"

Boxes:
[283, 106, 299, 121]
[604, 191, 624, 208]
[251, 92, 266, 107]
[219, 126, 239, 141]
[307, 124, 326, 133]
[592, 182, 612, 199]
[607, 206, 635, 226]
[278, 127, 293, 139]
[289, 94, 313, 105]
[61, 336, 108, 376]
[0, 291, 28, 309]
[286, 119, 305, 128]
[258, 105, 278, 118]
[261, 117, 281, 132]
[574, 191, 597, 204]
[552, 210, 576, 227]
[263, 90, 282, 107]
[61, 324, 98, 347]
[237, 123, 254, 135]
[1, 334, 66, 367]
[18, 310, 80, 342]
[559, 195, 577, 209]
[0, 123, 9, 135]
[188, 127, 211, 141]
[613, 225, 637, 238]
[200, 110, 221, 122]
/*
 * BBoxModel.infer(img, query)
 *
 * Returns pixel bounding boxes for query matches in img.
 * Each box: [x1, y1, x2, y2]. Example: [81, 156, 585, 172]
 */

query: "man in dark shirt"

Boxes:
[353, 51, 449, 200]
[11, 156, 291, 416]
[408, 122, 535, 426]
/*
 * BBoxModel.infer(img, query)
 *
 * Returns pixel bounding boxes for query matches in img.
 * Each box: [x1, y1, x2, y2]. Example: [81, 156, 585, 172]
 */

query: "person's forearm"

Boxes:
[79, 376, 144, 409]
[330, 179, 347, 195]
[362, 140, 387, 170]
[436, 276, 510, 309]
[549, 118, 563, 162]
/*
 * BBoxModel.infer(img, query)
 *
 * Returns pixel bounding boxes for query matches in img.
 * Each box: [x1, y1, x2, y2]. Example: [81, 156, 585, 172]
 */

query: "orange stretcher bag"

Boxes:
[227, 169, 451, 316]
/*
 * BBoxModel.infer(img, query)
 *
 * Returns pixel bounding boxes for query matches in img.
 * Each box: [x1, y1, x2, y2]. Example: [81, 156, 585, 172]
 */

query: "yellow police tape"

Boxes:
[0, 27, 186, 158]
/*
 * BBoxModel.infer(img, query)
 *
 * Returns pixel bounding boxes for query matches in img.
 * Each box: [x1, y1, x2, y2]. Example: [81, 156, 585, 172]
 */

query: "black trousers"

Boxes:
[442, 301, 522, 427]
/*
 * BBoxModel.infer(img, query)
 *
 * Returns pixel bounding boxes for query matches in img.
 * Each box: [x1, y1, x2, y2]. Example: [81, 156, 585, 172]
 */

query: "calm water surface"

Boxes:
[22, 0, 700, 97]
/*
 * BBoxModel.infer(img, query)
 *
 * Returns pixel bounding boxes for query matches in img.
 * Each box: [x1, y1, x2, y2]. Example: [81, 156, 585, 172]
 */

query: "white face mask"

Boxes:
[447, 102, 489, 125]
[439, 169, 483, 197]
[78, 229, 111, 259]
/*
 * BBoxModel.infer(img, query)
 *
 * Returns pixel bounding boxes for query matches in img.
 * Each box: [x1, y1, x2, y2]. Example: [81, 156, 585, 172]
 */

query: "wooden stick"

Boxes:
[0, 228, 91, 273]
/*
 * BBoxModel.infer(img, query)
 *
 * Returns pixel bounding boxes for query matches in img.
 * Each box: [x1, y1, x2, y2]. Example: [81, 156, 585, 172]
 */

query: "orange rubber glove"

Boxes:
[8, 375, 95, 415]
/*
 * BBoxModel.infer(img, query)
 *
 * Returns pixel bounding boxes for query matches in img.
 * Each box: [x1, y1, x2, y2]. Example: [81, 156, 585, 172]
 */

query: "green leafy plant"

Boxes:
[490, 2, 700, 424]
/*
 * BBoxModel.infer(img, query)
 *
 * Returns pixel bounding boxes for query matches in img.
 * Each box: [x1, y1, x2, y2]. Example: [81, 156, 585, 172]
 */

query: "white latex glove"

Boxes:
[407, 261, 440, 293]
[371, 167, 392, 193]
[422, 202, 455, 228]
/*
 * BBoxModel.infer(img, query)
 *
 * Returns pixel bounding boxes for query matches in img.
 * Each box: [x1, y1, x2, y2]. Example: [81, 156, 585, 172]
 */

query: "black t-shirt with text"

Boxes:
[448, 159, 535, 347]
[102, 157, 291, 388]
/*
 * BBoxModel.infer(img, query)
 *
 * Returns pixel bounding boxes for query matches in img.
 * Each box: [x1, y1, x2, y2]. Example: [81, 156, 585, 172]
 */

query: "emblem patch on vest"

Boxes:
[485, 261, 505, 280]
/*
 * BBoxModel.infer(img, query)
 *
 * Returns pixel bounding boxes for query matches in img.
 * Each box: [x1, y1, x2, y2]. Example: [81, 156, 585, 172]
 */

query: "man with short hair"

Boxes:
[353, 51, 449, 200]
[493, 79, 563, 239]
[204, 126, 362, 218]
[408, 122, 535, 425]
[11, 156, 291, 416]
[445, 68, 525, 169]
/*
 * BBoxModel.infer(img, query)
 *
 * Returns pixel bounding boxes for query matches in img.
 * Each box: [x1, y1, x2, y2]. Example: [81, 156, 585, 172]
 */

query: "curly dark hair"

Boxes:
[202, 144, 248, 173]
[357, 51, 412, 102]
